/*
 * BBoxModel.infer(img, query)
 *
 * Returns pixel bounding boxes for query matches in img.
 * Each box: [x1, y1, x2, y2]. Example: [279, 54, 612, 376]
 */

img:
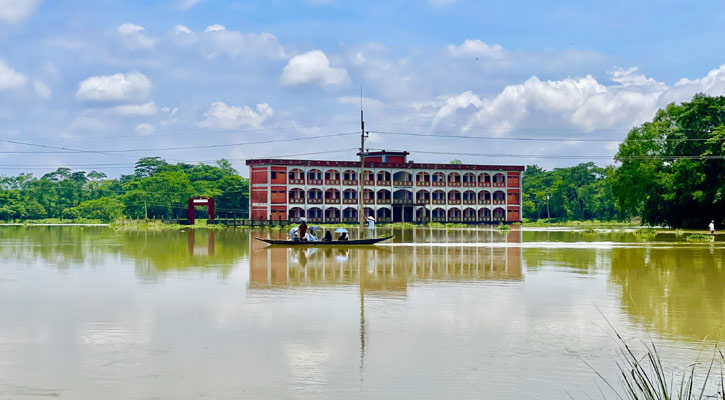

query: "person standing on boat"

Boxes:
[299, 218, 308, 241]
[709, 220, 715, 235]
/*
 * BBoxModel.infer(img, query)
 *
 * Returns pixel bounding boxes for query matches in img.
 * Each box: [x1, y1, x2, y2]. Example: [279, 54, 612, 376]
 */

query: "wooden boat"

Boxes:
[255, 236, 393, 246]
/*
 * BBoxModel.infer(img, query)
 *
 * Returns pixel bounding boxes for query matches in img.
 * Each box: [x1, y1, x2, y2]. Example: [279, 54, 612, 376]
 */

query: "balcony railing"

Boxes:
[416, 180, 430, 186]
[393, 198, 413, 204]
[463, 217, 477, 221]
[479, 217, 491, 222]
[342, 217, 357, 223]
[479, 200, 491, 205]
[447, 181, 461, 187]
[376, 217, 392, 222]
[393, 180, 413, 186]
[343, 198, 357, 204]
[447, 216, 462, 221]
[308, 198, 323, 204]
[308, 217, 323, 223]
[364, 180, 375, 186]
[462, 199, 476, 205]
[432, 181, 446, 187]
[342, 180, 358, 186]
[308, 179, 322, 185]
[376, 180, 391, 186]
[364, 198, 375, 204]
[492, 199, 506, 205]
[325, 198, 341, 204]
[462, 182, 476, 187]
[377, 198, 391, 204]
[416, 198, 431, 203]
[432, 199, 445, 205]
[492, 182, 505, 187]
[289, 178, 304, 185]
[478, 182, 491, 187]
[448, 199, 461, 205]
[325, 217, 341, 223]
[325, 179, 340, 185]
[289, 198, 305, 204]
[432, 217, 445, 222]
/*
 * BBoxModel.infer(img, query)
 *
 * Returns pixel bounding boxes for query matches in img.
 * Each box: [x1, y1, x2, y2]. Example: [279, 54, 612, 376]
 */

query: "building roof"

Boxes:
[246, 157, 524, 171]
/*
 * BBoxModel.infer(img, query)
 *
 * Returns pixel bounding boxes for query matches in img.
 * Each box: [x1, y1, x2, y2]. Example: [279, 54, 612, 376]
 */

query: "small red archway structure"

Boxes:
[188, 197, 215, 225]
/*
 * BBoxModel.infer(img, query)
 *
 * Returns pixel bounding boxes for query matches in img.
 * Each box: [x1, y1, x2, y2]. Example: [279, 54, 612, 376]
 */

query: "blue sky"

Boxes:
[1, 0, 724, 176]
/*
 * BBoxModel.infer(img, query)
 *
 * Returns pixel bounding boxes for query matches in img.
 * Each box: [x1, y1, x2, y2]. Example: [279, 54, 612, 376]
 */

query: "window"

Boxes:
[271, 171, 277, 179]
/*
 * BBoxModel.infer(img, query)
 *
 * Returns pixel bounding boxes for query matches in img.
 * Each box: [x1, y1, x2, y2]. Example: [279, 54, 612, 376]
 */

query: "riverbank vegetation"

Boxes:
[0, 157, 248, 223]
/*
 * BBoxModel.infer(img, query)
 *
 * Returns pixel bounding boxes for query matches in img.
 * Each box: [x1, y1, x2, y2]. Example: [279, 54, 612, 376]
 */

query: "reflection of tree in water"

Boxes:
[0, 226, 249, 279]
[0, 226, 115, 269]
[523, 248, 604, 274]
[609, 246, 725, 341]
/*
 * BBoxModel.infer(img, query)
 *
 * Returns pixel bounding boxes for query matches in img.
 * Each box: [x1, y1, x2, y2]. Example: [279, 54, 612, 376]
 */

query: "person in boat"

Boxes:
[289, 227, 300, 241]
[298, 218, 308, 241]
[338, 231, 348, 241]
[322, 231, 332, 241]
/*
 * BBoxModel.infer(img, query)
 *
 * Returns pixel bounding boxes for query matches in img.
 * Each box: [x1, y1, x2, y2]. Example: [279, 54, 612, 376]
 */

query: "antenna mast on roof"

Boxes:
[358, 85, 368, 233]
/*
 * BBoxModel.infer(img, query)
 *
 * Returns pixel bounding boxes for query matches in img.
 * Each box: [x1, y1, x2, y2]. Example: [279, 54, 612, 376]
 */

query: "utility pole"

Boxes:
[358, 88, 368, 234]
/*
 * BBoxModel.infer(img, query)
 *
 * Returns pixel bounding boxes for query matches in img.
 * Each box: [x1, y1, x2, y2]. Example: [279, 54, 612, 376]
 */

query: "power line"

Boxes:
[0, 132, 357, 154]
[1, 122, 359, 141]
[371, 130, 725, 143]
[369, 122, 719, 134]
[399, 149, 725, 160]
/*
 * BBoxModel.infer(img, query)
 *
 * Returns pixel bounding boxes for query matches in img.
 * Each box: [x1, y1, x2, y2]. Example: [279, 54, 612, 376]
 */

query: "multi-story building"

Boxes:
[246, 150, 524, 223]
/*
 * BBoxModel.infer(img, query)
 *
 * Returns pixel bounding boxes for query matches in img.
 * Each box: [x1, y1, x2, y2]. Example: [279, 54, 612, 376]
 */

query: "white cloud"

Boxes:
[204, 24, 226, 33]
[199, 102, 273, 129]
[448, 39, 504, 59]
[75, 72, 151, 102]
[431, 68, 673, 132]
[33, 80, 51, 99]
[201, 29, 287, 59]
[110, 101, 158, 116]
[0, 0, 43, 24]
[0, 60, 26, 90]
[281, 50, 349, 87]
[117, 23, 145, 35]
[117, 23, 154, 49]
[174, 24, 192, 35]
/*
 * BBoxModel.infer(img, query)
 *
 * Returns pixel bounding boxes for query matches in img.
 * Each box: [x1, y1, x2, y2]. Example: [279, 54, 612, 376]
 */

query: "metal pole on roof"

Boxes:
[359, 87, 368, 234]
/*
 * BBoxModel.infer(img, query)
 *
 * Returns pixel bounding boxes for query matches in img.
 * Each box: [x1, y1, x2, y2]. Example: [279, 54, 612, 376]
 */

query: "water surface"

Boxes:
[1, 226, 723, 399]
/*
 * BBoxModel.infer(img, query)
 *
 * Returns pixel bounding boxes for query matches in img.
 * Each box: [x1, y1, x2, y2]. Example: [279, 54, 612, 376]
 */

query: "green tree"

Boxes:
[612, 94, 725, 228]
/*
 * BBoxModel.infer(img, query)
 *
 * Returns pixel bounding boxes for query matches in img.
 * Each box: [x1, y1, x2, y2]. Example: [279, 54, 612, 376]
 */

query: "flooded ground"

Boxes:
[0, 226, 723, 399]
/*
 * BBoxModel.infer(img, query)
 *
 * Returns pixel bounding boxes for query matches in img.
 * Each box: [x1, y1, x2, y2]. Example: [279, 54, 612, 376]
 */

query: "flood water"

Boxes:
[1, 226, 723, 399]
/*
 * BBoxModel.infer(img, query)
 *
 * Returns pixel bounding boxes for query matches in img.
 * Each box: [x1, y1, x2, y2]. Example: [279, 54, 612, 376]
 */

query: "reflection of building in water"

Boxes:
[187, 229, 215, 256]
[249, 229, 522, 292]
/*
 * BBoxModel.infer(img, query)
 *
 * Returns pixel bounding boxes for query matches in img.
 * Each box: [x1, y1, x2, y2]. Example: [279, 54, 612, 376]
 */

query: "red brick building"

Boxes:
[246, 150, 524, 223]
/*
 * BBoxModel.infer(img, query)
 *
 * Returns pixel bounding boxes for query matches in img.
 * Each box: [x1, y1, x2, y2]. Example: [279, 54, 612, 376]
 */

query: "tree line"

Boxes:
[0, 157, 248, 222]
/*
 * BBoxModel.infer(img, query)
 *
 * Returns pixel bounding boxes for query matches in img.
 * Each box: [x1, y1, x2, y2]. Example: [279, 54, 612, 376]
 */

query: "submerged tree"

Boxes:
[612, 94, 725, 228]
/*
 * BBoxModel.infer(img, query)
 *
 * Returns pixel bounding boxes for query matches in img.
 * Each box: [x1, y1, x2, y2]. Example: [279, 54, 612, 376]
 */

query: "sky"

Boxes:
[1, 0, 725, 177]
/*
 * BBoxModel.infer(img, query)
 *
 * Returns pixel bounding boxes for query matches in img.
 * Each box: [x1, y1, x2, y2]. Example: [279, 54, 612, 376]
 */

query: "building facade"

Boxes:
[246, 150, 524, 223]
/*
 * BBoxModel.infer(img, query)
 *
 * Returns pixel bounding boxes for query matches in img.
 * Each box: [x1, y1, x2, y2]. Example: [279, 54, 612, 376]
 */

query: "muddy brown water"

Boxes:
[0, 226, 723, 399]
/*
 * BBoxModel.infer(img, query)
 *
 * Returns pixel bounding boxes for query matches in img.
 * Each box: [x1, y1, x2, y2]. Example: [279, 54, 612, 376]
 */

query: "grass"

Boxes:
[0, 218, 106, 225]
[590, 334, 724, 399]
[686, 234, 714, 242]
[109, 220, 226, 231]
[583, 311, 725, 400]
[635, 227, 658, 236]
[579, 227, 597, 234]
[523, 218, 640, 227]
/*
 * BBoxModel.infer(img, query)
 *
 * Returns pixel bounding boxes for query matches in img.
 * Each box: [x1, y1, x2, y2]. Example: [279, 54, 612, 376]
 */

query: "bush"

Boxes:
[67, 197, 125, 222]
